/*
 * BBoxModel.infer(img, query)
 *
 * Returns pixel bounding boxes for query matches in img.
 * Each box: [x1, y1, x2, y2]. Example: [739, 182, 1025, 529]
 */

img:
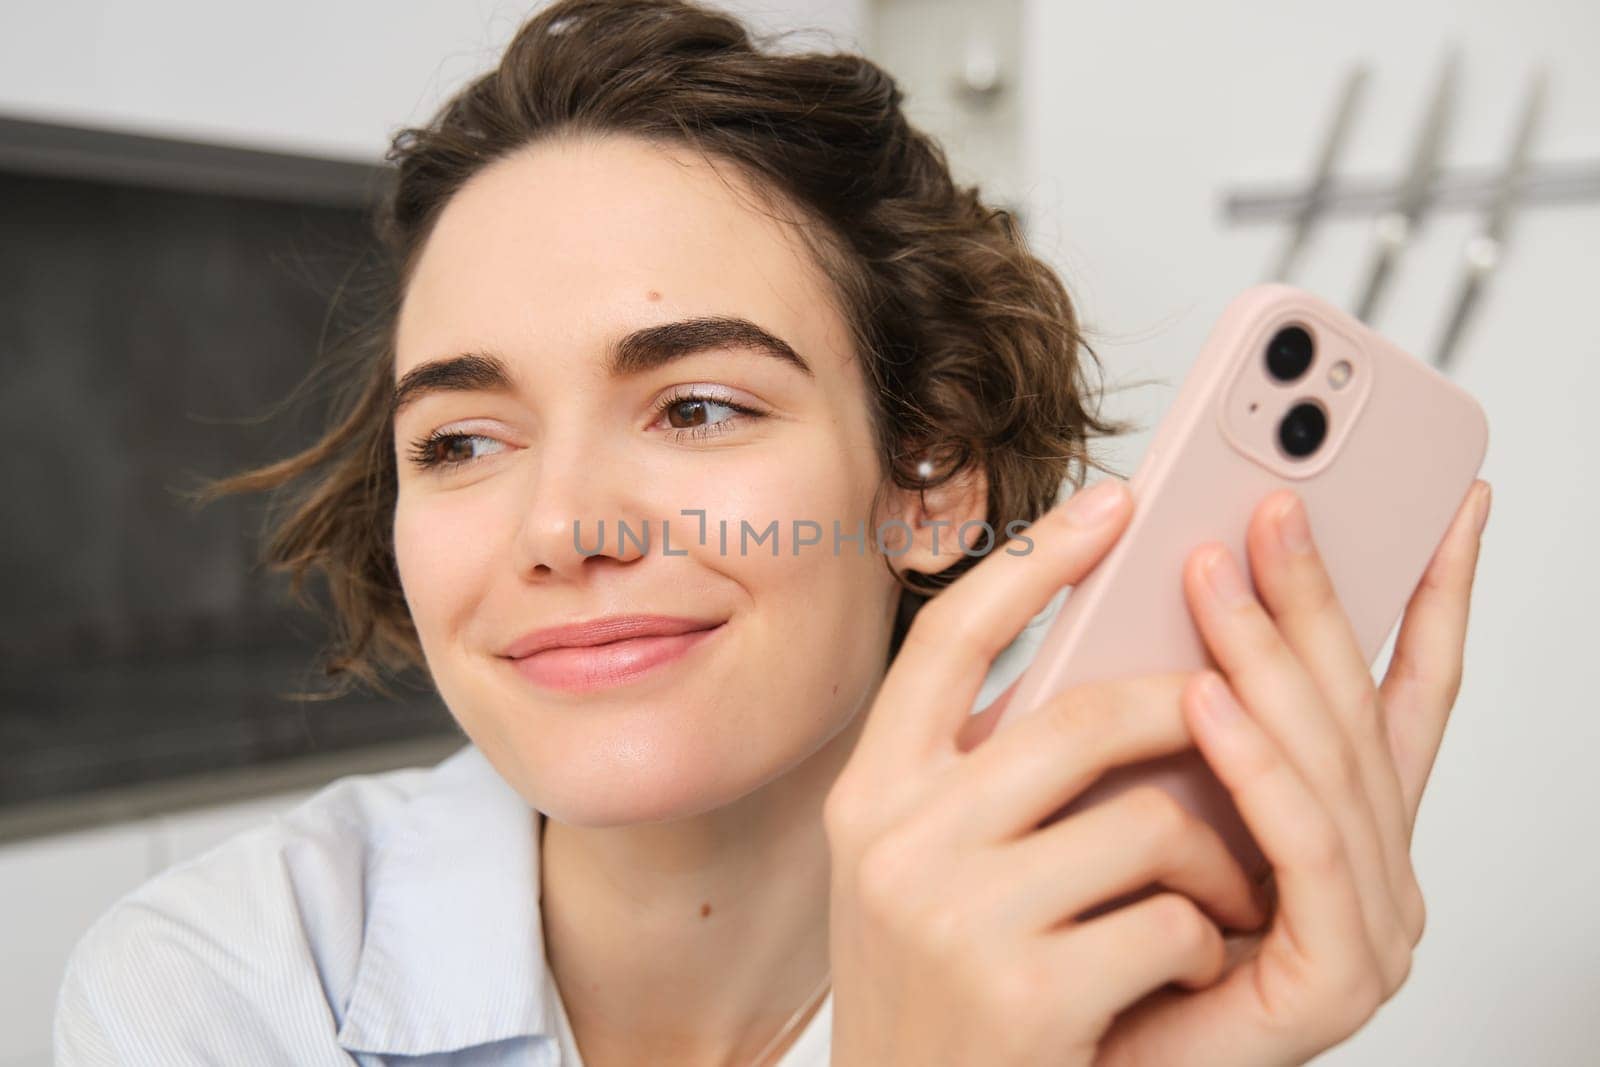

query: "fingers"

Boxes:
[1044, 892, 1229, 1026]
[991, 783, 1269, 935]
[858, 479, 1133, 774]
[925, 672, 1196, 846]
[955, 674, 1023, 754]
[1380, 479, 1491, 823]
[1243, 489, 1416, 944]
[1181, 672, 1380, 985]
[1182, 535, 1409, 983]
[1246, 492, 1407, 831]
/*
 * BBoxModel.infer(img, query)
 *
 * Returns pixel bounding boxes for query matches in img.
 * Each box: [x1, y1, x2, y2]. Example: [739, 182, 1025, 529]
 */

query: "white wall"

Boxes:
[1019, 0, 1600, 1063]
[0, 0, 864, 161]
[0, 791, 314, 1067]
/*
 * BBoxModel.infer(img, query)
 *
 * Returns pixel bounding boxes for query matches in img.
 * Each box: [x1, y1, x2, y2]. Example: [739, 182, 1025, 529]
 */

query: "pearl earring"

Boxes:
[916, 457, 935, 481]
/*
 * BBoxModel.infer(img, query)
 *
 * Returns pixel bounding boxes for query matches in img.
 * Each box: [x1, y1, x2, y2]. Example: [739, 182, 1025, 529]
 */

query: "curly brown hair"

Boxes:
[195, 0, 1130, 700]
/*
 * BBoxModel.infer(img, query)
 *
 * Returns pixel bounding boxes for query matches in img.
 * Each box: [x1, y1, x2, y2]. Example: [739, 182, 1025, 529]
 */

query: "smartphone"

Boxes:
[995, 283, 1489, 921]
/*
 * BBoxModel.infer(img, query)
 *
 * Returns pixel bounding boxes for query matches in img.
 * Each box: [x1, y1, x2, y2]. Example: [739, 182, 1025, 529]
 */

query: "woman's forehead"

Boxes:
[394, 135, 850, 382]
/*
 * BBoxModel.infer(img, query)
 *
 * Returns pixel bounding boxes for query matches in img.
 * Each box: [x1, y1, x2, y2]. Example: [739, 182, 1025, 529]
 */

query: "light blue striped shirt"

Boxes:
[53, 742, 834, 1065]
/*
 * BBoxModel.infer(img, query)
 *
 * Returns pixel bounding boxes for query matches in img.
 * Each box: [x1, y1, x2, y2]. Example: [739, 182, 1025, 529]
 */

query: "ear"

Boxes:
[877, 460, 990, 580]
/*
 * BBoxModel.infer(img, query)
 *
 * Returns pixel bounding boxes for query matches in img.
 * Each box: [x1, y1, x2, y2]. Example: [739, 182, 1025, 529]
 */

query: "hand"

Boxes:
[1093, 479, 1492, 1067]
[825, 479, 1274, 1067]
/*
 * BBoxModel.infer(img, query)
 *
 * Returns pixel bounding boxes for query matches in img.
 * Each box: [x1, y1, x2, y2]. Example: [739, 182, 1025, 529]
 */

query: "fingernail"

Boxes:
[1060, 480, 1125, 525]
[1204, 547, 1252, 606]
[1473, 481, 1492, 536]
[1198, 672, 1242, 724]
[1275, 494, 1312, 556]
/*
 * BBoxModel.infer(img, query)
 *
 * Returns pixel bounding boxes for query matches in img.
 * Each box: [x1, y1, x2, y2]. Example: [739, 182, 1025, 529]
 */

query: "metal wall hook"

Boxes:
[1432, 66, 1547, 370]
[1350, 48, 1461, 324]
[1266, 64, 1369, 285]
[951, 37, 1007, 107]
[1223, 53, 1580, 370]
[1222, 157, 1600, 221]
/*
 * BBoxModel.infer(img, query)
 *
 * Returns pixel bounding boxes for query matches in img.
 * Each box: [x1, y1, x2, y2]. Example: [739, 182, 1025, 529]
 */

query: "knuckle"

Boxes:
[1314, 952, 1385, 1039]
[1352, 686, 1386, 739]
[1415, 553, 1456, 594]
[1237, 619, 1285, 663]
[1402, 878, 1428, 946]
[1295, 570, 1340, 616]
[1380, 937, 1415, 997]
[1227, 722, 1283, 785]
[1308, 739, 1365, 799]
[914, 896, 978, 959]
[1441, 664, 1465, 707]
[1385, 649, 1424, 693]
[1147, 892, 1213, 952]
[854, 836, 918, 919]
[909, 598, 985, 659]
[1126, 786, 1192, 851]
[1297, 817, 1347, 879]
[1043, 684, 1116, 748]
[1391, 651, 1463, 712]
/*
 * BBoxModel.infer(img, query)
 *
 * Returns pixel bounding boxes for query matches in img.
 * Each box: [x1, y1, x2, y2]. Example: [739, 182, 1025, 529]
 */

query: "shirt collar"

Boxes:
[336, 742, 556, 1057]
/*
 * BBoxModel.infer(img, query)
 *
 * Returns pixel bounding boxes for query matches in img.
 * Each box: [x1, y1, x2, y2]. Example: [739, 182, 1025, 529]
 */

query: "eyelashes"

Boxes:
[653, 387, 766, 442]
[405, 430, 505, 471]
[404, 388, 766, 473]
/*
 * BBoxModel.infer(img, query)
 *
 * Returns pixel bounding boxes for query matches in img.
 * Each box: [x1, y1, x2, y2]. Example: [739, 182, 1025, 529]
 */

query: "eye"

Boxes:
[406, 430, 508, 471]
[652, 388, 765, 442]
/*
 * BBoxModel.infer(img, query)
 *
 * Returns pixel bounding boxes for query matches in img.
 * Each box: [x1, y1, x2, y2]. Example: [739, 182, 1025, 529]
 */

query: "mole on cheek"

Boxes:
[647, 290, 662, 302]
[700, 902, 712, 918]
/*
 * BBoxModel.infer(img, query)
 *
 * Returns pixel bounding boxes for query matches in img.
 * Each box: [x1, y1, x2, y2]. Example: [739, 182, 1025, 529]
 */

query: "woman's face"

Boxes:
[392, 133, 905, 825]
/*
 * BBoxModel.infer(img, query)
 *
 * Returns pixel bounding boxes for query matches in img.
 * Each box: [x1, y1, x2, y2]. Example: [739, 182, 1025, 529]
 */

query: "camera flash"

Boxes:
[1328, 360, 1352, 389]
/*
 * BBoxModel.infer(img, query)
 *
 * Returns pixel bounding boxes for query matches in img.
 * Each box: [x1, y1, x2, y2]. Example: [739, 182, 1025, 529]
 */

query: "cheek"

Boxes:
[393, 488, 510, 646]
[648, 422, 881, 574]
[653, 427, 893, 683]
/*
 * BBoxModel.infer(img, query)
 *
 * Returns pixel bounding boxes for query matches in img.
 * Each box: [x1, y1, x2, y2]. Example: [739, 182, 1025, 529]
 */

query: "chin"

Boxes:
[525, 727, 813, 829]
[534, 769, 762, 828]
[447, 667, 844, 827]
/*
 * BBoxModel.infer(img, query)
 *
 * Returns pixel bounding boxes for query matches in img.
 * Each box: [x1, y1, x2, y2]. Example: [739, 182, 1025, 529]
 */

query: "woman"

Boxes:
[54, 1, 1491, 1064]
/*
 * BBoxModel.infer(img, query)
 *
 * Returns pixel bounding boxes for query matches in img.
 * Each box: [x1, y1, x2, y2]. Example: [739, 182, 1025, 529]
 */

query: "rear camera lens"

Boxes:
[1266, 325, 1314, 382]
[1278, 401, 1327, 458]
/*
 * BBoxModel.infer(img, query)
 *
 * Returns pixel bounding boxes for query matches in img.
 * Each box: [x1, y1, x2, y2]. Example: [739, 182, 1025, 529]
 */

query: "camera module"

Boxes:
[1266, 325, 1314, 382]
[1277, 401, 1327, 459]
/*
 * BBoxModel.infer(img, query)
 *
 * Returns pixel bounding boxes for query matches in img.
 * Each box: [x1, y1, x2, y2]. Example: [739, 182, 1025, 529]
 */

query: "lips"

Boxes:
[501, 614, 725, 659]
[500, 614, 726, 692]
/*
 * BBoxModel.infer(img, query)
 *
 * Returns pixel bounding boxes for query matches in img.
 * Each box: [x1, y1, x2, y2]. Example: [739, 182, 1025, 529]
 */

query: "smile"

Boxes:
[504, 622, 725, 692]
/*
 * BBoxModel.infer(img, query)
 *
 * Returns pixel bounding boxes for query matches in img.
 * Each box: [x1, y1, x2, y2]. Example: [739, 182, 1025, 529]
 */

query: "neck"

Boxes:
[540, 706, 866, 1067]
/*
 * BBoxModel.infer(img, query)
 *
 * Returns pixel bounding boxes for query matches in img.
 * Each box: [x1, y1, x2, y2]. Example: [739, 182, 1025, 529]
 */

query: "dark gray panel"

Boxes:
[0, 132, 455, 814]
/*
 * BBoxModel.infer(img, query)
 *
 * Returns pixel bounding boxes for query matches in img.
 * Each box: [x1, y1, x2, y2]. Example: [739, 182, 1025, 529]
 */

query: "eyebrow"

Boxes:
[391, 315, 813, 419]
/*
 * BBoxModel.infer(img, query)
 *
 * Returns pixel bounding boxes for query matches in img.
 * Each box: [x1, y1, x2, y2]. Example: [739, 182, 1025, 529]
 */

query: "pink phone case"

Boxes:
[995, 283, 1488, 919]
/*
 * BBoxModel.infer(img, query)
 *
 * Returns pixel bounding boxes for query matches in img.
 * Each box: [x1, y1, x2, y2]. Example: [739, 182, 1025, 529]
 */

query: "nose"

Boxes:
[511, 432, 648, 582]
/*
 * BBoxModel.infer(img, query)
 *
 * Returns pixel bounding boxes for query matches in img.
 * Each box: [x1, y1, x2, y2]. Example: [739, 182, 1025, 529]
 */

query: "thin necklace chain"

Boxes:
[744, 968, 832, 1067]
[540, 817, 830, 1067]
